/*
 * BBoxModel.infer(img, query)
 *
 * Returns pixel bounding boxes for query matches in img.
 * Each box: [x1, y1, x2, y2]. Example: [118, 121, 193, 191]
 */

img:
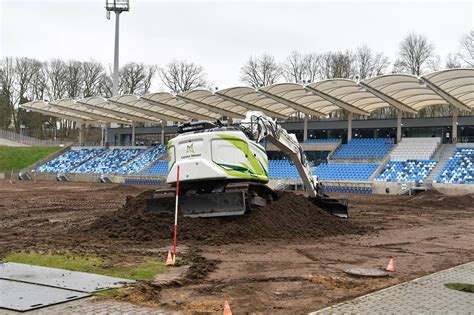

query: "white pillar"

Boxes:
[112, 12, 120, 96]
[104, 122, 110, 146]
[100, 125, 105, 146]
[131, 121, 135, 146]
[347, 112, 353, 142]
[79, 123, 85, 145]
[303, 114, 308, 141]
[452, 108, 459, 144]
[396, 109, 402, 142]
[227, 117, 233, 126]
[161, 120, 166, 144]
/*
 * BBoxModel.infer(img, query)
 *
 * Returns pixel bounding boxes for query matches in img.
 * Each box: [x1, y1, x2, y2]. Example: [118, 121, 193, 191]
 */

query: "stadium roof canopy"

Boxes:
[20, 69, 474, 125]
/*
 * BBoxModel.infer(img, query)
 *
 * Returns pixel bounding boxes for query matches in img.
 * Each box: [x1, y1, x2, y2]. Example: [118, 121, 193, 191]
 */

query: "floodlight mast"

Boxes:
[106, 0, 129, 96]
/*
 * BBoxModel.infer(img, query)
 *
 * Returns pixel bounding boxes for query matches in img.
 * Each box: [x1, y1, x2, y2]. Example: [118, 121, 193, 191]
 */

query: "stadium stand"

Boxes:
[376, 160, 438, 183]
[313, 163, 380, 181]
[142, 161, 169, 175]
[268, 160, 299, 178]
[73, 148, 144, 174]
[332, 138, 394, 159]
[34, 148, 104, 173]
[115, 145, 167, 175]
[324, 186, 372, 194]
[390, 137, 440, 161]
[124, 178, 166, 185]
[304, 138, 341, 143]
[435, 147, 474, 184]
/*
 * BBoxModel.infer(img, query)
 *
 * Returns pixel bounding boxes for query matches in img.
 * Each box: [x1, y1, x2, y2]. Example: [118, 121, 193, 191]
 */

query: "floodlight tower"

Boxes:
[106, 0, 129, 96]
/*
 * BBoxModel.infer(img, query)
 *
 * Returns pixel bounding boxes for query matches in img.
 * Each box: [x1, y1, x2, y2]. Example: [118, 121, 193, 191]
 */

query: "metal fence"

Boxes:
[0, 129, 71, 147]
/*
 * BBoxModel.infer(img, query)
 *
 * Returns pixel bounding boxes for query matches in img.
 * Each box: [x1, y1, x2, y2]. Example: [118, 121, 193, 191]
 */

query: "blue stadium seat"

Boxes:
[304, 138, 341, 143]
[142, 161, 169, 175]
[268, 160, 301, 179]
[73, 148, 145, 174]
[313, 163, 380, 181]
[332, 138, 394, 160]
[435, 147, 474, 184]
[115, 145, 167, 175]
[324, 186, 373, 194]
[34, 148, 104, 173]
[376, 160, 438, 183]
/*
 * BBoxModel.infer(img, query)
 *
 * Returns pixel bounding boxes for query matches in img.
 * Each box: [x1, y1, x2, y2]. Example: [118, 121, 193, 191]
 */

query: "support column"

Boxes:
[347, 112, 353, 142]
[161, 120, 166, 144]
[396, 109, 402, 142]
[227, 117, 233, 126]
[452, 108, 459, 144]
[104, 122, 110, 147]
[303, 114, 308, 141]
[131, 121, 135, 146]
[78, 123, 85, 145]
[100, 125, 105, 146]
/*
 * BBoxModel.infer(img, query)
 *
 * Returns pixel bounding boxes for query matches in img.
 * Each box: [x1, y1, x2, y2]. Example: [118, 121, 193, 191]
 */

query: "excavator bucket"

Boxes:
[310, 196, 349, 218]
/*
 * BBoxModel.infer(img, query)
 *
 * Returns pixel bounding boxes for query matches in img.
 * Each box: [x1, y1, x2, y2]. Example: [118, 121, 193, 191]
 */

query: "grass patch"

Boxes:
[3, 252, 167, 281]
[0, 146, 60, 171]
[445, 282, 474, 293]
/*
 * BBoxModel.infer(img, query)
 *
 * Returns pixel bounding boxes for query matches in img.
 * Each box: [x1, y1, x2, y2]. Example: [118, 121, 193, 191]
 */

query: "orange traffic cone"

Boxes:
[166, 251, 174, 266]
[386, 258, 394, 272]
[223, 300, 232, 315]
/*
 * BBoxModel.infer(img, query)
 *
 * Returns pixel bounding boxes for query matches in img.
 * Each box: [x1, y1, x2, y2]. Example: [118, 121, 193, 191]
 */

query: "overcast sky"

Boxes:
[1, 0, 473, 90]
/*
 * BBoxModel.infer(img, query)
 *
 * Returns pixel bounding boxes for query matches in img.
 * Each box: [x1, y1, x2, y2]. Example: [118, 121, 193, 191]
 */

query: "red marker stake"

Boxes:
[173, 165, 180, 263]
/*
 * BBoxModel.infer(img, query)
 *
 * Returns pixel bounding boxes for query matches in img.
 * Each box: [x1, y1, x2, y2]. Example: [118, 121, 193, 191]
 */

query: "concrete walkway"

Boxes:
[311, 261, 474, 314]
[0, 298, 180, 315]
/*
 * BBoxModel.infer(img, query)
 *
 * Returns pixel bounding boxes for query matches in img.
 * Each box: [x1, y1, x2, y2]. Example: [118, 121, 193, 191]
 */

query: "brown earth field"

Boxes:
[0, 180, 473, 314]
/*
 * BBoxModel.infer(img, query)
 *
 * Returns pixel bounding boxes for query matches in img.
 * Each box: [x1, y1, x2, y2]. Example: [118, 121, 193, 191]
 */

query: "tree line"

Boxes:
[0, 31, 472, 137]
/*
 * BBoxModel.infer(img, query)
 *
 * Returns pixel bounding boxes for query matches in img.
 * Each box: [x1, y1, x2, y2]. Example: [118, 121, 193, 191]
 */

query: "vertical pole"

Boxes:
[227, 117, 233, 126]
[173, 165, 180, 262]
[161, 120, 166, 144]
[79, 123, 85, 145]
[100, 125, 105, 146]
[347, 112, 353, 142]
[303, 114, 308, 141]
[452, 108, 459, 144]
[112, 11, 120, 96]
[396, 109, 402, 142]
[131, 121, 135, 146]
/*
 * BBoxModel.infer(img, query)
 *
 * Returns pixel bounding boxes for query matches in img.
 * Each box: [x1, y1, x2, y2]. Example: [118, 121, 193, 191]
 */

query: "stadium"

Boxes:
[1, 0, 473, 314]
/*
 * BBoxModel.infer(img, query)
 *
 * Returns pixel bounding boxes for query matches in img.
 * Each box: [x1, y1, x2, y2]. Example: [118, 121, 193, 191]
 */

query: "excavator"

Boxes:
[147, 111, 348, 218]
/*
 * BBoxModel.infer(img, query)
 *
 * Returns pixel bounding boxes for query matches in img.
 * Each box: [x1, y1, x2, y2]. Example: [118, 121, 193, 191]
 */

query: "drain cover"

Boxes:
[344, 267, 390, 277]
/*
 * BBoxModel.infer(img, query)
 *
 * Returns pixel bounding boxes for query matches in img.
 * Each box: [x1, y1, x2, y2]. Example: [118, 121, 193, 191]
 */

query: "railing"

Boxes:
[0, 129, 71, 147]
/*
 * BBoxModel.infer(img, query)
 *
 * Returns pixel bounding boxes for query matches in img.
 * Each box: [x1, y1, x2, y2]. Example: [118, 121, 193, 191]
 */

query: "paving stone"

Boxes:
[0, 297, 181, 315]
[310, 261, 474, 314]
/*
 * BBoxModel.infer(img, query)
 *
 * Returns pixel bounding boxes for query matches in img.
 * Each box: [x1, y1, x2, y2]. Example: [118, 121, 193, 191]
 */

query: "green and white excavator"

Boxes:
[147, 111, 348, 218]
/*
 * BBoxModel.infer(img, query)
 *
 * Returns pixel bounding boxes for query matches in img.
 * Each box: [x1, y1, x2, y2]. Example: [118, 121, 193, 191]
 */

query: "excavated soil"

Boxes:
[88, 191, 365, 245]
[1, 180, 473, 314]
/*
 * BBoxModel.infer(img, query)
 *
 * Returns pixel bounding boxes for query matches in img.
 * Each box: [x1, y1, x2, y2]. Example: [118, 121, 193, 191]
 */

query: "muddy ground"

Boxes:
[0, 180, 473, 314]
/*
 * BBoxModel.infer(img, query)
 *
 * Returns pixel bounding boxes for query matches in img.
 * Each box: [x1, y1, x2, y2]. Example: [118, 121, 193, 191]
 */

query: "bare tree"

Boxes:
[303, 53, 321, 83]
[457, 31, 474, 67]
[159, 60, 208, 94]
[355, 45, 389, 79]
[82, 60, 105, 97]
[46, 59, 68, 100]
[240, 53, 282, 88]
[282, 51, 306, 83]
[319, 51, 356, 79]
[120, 62, 156, 95]
[65, 60, 84, 98]
[394, 33, 435, 75]
[0, 57, 42, 131]
[445, 53, 463, 69]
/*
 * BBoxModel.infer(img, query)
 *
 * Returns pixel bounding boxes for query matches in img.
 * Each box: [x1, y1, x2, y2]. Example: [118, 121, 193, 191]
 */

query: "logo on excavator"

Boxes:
[186, 143, 195, 154]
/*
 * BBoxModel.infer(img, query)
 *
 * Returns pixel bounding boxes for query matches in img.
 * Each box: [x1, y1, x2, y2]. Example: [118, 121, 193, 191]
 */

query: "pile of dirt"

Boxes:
[407, 190, 474, 209]
[88, 190, 366, 245]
